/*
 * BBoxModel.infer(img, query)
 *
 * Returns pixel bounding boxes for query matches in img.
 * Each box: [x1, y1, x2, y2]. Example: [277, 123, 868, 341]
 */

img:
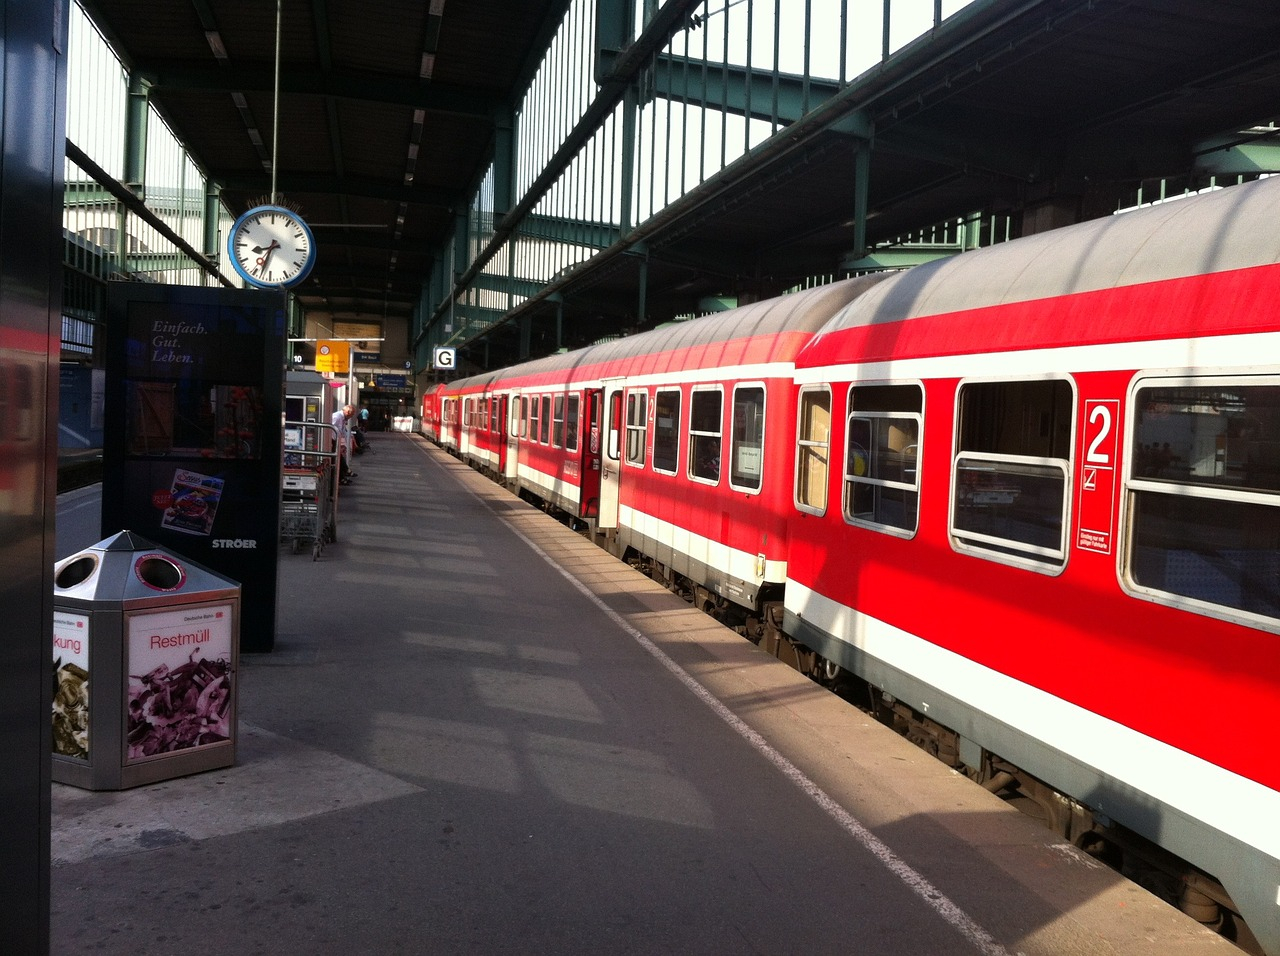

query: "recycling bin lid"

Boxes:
[54, 530, 240, 605]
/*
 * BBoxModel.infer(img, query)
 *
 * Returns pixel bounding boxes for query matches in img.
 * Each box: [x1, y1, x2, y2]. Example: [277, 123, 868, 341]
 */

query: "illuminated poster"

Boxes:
[103, 285, 284, 651]
[125, 604, 234, 763]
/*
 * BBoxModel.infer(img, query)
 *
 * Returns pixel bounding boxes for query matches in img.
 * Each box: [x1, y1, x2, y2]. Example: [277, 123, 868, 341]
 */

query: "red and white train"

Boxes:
[424, 177, 1280, 955]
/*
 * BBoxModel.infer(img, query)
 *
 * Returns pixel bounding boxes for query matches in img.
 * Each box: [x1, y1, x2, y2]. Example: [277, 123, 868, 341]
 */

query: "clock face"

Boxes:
[228, 205, 316, 289]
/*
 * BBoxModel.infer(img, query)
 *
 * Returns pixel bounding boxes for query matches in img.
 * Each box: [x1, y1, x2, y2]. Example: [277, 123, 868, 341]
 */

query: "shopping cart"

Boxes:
[281, 421, 340, 560]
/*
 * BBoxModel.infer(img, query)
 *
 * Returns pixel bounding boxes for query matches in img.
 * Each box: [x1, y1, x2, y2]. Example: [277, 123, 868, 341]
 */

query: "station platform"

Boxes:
[51, 432, 1237, 955]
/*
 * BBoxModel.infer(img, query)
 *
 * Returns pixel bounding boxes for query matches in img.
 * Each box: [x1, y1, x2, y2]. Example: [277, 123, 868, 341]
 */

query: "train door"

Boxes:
[460, 397, 473, 457]
[598, 379, 624, 529]
[579, 389, 603, 516]
[493, 395, 505, 474]
[503, 393, 519, 481]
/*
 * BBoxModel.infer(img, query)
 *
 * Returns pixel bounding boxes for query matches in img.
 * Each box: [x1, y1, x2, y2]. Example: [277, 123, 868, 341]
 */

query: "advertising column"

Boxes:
[102, 285, 285, 652]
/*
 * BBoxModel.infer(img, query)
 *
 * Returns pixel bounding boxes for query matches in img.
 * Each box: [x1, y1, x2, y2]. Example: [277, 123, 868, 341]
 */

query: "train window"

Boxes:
[540, 395, 552, 444]
[553, 394, 565, 448]
[653, 388, 681, 474]
[521, 396, 529, 438]
[796, 386, 831, 515]
[608, 392, 622, 461]
[730, 384, 765, 493]
[566, 394, 580, 452]
[1125, 378, 1280, 625]
[529, 395, 541, 443]
[844, 384, 922, 535]
[688, 387, 723, 483]
[625, 391, 647, 466]
[952, 378, 1072, 569]
[510, 397, 520, 435]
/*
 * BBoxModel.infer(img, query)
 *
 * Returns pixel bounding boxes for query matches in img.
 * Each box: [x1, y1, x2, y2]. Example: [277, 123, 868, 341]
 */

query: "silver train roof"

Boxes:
[446, 177, 1280, 390]
[819, 176, 1280, 334]
[448, 273, 888, 389]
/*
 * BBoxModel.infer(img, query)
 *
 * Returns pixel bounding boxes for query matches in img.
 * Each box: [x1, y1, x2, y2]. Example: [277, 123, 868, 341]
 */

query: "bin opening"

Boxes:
[55, 555, 98, 589]
[135, 555, 185, 591]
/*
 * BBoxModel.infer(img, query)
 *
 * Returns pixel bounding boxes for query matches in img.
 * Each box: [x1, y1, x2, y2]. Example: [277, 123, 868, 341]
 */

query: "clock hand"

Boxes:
[255, 239, 281, 272]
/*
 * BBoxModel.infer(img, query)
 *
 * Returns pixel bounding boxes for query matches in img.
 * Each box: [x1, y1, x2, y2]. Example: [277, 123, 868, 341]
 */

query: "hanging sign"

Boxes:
[316, 340, 350, 374]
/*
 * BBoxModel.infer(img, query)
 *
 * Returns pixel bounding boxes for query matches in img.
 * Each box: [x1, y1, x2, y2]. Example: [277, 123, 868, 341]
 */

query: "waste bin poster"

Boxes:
[53, 611, 90, 760]
[125, 604, 234, 763]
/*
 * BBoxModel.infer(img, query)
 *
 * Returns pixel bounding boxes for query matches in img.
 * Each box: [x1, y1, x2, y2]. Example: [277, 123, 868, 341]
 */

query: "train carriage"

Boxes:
[785, 177, 1280, 954]
[419, 381, 446, 443]
[450, 372, 500, 468]
[482, 355, 603, 519]
[587, 277, 886, 618]
[419, 177, 1280, 955]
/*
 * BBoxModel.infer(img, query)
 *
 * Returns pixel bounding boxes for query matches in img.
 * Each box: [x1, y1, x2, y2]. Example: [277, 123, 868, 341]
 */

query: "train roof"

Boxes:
[449, 273, 889, 390]
[819, 176, 1280, 334]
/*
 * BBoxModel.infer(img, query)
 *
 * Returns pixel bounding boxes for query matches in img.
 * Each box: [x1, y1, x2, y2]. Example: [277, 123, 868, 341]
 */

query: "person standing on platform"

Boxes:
[332, 403, 356, 484]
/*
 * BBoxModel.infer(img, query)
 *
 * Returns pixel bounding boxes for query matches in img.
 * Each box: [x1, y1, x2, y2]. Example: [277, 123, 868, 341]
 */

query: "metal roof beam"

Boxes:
[138, 64, 501, 117]
[217, 173, 454, 208]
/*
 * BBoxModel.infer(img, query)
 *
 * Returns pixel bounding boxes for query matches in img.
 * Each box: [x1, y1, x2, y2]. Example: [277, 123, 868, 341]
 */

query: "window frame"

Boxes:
[553, 393, 565, 448]
[795, 384, 833, 516]
[1121, 372, 1280, 633]
[652, 387, 682, 475]
[529, 393, 541, 443]
[843, 381, 923, 538]
[948, 375, 1075, 574]
[625, 389, 647, 466]
[688, 385, 724, 485]
[566, 393, 580, 453]
[728, 382, 766, 495]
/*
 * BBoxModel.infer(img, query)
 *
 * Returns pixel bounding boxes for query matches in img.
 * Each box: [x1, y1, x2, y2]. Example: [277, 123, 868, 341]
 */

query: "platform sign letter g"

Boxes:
[434, 347, 456, 370]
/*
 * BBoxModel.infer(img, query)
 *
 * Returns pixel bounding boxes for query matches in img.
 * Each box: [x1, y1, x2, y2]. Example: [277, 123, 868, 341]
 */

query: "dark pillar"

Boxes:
[0, 2, 69, 953]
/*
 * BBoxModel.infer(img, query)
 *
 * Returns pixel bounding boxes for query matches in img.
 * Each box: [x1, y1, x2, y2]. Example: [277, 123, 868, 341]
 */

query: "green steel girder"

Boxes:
[600, 49, 870, 138]
[519, 213, 622, 249]
[419, 0, 708, 349]
[472, 271, 545, 301]
[1194, 137, 1280, 176]
[839, 246, 960, 272]
[122, 251, 188, 273]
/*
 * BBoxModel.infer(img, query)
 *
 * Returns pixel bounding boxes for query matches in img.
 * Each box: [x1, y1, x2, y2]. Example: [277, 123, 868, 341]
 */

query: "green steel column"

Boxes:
[853, 145, 869, 260]
[121, 73, 151, 272]
[124, 73, 150, 196]
[636, 244, 648, 325]
[594, 0, 633, 84]
[204, 181, 222, 284]
[620, 86, 638, 233]
[598, 0, 637, 233]
[453, 209, 469, 334]
[495, 108, 516, 314]
[555, 294, 564, 351]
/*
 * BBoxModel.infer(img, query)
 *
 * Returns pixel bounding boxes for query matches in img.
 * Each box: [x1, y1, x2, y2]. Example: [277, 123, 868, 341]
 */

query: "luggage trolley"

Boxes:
[281, 421, 339, 559]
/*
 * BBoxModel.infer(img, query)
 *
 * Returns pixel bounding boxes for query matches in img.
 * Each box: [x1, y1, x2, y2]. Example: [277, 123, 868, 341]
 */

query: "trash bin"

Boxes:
[52, 530, 240, 790]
